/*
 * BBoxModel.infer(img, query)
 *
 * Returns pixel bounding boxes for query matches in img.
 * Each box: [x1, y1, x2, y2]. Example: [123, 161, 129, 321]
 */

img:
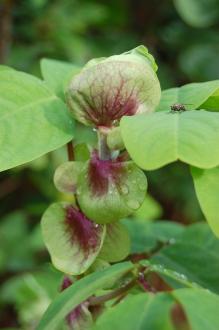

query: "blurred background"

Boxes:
[1, 0, 219, 328]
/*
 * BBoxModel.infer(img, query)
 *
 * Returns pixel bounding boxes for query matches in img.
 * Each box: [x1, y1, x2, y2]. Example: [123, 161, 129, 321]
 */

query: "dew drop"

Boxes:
[153, 264, 164, 272]
[179, 273, 187, 281]
[169, 238, 176, 245]
[127, 199, 140, 210]
[173, 271, 182, 279]
[121, 184, 129, 195]
[94, 224, 99, 228]
[138, 181, 146, 191]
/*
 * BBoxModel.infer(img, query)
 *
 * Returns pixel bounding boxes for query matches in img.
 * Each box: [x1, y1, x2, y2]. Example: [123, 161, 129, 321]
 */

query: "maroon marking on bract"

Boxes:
[88, 151, 125, 196]
[67, 301, 90, 329]
[70, 61, 143, 128]
[65, 205, 102, 256]
[61, 276, 73, 291]
[83, 88, 139, 127]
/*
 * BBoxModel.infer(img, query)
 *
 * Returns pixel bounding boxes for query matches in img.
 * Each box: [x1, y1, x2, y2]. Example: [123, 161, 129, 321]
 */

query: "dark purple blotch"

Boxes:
[88, 150, 126, 197]
[65, 205, 102, 256]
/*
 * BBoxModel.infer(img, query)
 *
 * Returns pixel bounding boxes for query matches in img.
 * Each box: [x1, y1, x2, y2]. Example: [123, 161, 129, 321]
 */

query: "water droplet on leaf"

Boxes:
[127, 199, 140, 210]
[121, 184, 129, 195]
[138, 181, 146, 191]
[179, 273, 187, 281]
[169, 238, 176, 244]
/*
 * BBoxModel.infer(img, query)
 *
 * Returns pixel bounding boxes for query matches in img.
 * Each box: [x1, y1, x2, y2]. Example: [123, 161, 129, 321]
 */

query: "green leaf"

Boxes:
[0, 65, 14, 71]
[123, 219, 184, 253]
[77, 155, 147, 223]
[41, 202, 106, 275]
[37, 262, 134, 330]
[93, 293, 175, 330]
[151, 242, 219, 293]
[172, 288, 219, 330]
[177, 222, 219, 250]
[0, 69, 74, 172]
[98, 222, 131, 262]
[120, 110, 219, 170]
[191, 166, 219, 237]
[54, 161, 84, 194]
[173, 0, 219, 28]
[141, 261, 200, 289]
[40, 58, 81, 100]
[156, 80, 219, 112]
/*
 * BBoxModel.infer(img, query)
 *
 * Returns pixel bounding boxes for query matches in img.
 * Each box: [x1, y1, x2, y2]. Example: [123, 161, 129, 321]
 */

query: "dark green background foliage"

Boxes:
[1, 0, 219, 328]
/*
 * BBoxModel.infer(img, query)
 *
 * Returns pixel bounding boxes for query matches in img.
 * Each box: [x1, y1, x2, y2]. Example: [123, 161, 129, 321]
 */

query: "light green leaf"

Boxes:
[40, 58, 81, 100]
[93, 293, 175, 330]
[191, 166, 219, 237]
[172, 288, 219, 330]
[156, 80, 219, 112]
[41, 202, 106, 275]
[0, 69, 74, 172]
[0, 65, 14, 71]
[99, 222, 131, 262]
[121, 110, 219, 170]
[37, 261, 134, 330]
[54, 161, 84, 194]
[77, 157, 147, 223]
[151, 242, 219, 293]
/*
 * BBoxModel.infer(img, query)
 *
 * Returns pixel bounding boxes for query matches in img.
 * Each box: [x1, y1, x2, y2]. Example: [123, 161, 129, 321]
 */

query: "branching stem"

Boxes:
[89, 278, 136, 306]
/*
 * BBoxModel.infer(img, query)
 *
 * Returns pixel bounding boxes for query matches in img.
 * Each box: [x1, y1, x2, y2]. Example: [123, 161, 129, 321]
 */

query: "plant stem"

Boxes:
[67, 141, 74, 161]
[89, 278, 136, 306]
[98, 129, 111, 160]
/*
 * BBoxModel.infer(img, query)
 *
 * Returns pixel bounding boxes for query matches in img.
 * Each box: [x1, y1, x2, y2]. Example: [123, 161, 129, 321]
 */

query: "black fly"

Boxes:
[170, 103, 186, 113]
[169, 103, 192, 113]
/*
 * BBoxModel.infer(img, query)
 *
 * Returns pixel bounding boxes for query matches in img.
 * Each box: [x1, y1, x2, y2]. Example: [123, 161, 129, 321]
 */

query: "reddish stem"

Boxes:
[67, 141, 74, 161]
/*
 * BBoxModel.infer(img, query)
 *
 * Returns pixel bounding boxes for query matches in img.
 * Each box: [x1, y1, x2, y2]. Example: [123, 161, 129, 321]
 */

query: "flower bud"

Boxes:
[66, 45, 161, 127]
